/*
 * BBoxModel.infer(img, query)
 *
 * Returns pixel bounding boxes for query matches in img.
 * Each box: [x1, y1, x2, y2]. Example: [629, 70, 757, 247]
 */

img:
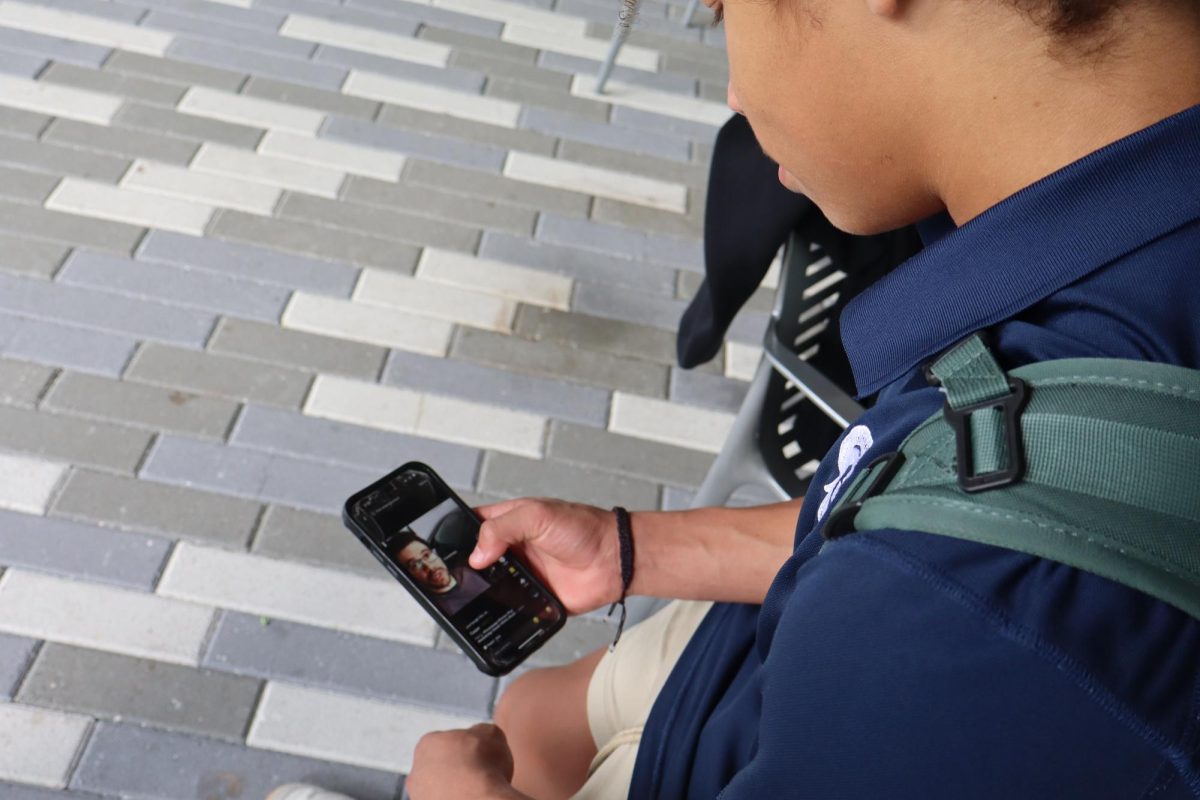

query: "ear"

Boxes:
[867, 0, 902, 18]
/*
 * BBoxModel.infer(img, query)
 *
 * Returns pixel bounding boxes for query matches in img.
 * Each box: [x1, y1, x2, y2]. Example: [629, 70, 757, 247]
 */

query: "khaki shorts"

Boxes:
[570, 599, 713, 800]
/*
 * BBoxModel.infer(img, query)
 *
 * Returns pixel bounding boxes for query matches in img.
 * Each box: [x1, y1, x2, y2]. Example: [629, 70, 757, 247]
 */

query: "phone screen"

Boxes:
[346, 465, 563, 673]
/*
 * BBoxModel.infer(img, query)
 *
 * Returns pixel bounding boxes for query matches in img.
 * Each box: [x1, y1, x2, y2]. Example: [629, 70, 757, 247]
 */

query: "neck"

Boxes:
[923, 5, 1200, 226]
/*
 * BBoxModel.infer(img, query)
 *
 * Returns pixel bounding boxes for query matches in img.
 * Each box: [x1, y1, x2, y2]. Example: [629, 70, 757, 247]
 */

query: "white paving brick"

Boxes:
[258, 131, 406, 182]
[157, 542, 438, 646]
[502, 23, 659, 72]
[0, 569, 214, 665]
[280, 14, 450, 68]
[354, 268, 517, 333]
[283, 292, 454, 355]
[504, 152, 688, 214]
[609, 392, 734, 454]
[0, 74, 122, 125]
[416, 393, 547, 458]
[0, 451, 67, 515]
[249, 682, 483, 774]
[178, 87, 325, 135]
[725, 341, 762, 382]
[571, 75, 732, 127]
[45, 178, 215, 235]
[121, 159, 282, 216]
[417, 248, 571, 311]
[0, 1, 173, 56]
[305, 374, 547, 458]
[192, 143, 345, 198]
[304, 373, 422, 435]
[0, 703, 91, 789]
[342, 70, 521, 129]
[433, 0, 588, 35]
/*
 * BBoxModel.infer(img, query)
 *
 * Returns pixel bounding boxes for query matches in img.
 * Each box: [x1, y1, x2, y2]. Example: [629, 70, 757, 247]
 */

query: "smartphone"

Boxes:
[343, 462, 566, 676]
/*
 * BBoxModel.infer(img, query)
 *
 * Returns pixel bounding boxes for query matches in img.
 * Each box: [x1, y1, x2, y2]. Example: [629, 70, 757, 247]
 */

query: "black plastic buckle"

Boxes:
[822, 451, 906, 540]
[942, 377, 1028, 493]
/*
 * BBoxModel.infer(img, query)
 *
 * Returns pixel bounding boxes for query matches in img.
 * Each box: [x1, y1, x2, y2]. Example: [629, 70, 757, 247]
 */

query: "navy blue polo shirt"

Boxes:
[630, 104, 1200, 799]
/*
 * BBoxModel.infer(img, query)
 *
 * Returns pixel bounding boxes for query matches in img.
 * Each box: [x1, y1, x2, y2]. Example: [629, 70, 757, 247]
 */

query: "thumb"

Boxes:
[470, 506, 532, 569]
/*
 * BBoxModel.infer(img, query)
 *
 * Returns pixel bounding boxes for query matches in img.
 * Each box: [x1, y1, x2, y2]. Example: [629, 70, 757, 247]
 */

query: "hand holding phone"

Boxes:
[471, 498, 625, 616]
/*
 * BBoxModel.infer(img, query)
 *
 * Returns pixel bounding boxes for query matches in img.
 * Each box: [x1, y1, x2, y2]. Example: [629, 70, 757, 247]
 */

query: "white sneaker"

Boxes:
[266, 784, 359, 800]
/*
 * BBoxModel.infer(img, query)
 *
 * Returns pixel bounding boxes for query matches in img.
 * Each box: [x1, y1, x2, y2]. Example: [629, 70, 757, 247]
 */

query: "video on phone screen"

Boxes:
[364, 470, 562, 668]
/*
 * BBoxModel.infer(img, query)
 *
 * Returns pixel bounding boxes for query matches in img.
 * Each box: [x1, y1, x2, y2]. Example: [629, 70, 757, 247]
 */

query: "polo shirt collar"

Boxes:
[841, 102, 1200, 399]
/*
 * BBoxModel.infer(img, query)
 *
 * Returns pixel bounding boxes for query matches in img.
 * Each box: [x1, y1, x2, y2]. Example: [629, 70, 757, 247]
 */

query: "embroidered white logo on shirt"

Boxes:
[816, 424, 874, 521]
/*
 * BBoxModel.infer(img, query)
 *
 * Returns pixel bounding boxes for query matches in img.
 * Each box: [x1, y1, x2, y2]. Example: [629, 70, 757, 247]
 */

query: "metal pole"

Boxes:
[595, 0, 640, 94]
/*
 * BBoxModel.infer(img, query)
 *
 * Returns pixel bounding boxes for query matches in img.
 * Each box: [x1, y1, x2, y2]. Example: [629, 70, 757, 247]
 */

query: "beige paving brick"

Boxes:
[0, 703, 91, 788]
[282, 292, 454, 355]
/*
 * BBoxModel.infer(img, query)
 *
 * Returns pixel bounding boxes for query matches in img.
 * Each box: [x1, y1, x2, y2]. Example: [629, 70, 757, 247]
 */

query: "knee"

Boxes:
[493, 667, 545, 733]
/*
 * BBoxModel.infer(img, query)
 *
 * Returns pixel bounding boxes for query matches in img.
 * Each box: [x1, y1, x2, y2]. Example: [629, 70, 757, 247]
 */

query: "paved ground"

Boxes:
[0, 0, 778, 797]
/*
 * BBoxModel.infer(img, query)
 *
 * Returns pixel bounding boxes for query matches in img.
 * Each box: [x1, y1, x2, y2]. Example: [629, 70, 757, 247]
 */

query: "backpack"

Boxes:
[823, 334, 1200, 619]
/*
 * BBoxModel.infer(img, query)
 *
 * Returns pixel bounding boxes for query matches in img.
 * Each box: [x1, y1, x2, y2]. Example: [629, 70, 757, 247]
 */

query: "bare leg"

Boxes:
[494, 645, 607, 800]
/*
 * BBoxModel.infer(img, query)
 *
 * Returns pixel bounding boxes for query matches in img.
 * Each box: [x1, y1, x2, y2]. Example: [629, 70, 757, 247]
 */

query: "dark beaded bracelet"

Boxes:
[606, 506, 635, 650]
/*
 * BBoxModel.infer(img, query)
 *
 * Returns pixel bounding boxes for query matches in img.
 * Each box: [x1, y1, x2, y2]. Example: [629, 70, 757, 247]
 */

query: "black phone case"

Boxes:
[342, 461, 567, 676]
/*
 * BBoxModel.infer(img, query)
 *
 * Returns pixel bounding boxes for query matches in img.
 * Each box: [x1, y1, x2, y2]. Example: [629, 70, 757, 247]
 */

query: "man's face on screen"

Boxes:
[397, 541, 454, 591]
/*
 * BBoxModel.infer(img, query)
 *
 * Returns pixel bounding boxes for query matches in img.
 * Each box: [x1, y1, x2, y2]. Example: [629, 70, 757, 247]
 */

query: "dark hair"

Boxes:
[1009, 0, 1124, 37]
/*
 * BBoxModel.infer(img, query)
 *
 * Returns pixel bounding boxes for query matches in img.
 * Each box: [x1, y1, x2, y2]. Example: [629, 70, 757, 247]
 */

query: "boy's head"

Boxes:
[711, 0, 1200, 235]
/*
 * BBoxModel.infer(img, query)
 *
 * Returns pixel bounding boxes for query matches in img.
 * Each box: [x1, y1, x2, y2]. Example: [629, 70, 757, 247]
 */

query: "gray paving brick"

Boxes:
[677, 268, 774, 312]
[251, 504, 380, 575]
[315, 44, 484, 93]
[692, 139, 713, 165]
[0, 358, 55, 407]
[698, 79, 726, 103]
[123, 0, 286, 29]
[101, 50, 248, 92]
[208, 318, 386, 381]
[141, 435, 380, 513]
[536, 50, 699, 95]
[19, 643, 261, 740]
[70, 721, 403, 800]
[277, 193, 481, 254]
[204, 612, 496, 715]
[42, 118, 197, 166]
[322, 115, 508, 173]
[0, 509, 171, 590]
[487, 76, 612, 123]
[0, 26, 109, 68]
[573, 279, 693, 333]
[520, 105, 690, 162]
[43, 371, 241, 440]
[383, 348, 609, 427]
[609, 20, 717, 54]
[137, 230, 358, 296]
[0, 163, 59, 204]
[0, 196, 143, 255]
[112, 102, 264, 149]
[1, 316, 138, 377]
[669, 369, 754, 414]
[0, 404, 153, 472]
[0, 633, 38, 699]
[609, 104, 724, 142]
[342, 175, 536, 237]
[548, 420, 713, 487]
[166, 38, 346, 91]
[376, 103, 558, 158]
[0, 272, 216, 348]
[241, 75, 379, 119]
[39, 62, 186, 106]
[208, 210, 420, 274]
[0, 784, 114, 800]
[449, 49, 569, 91]
[59, 250, 290, 322]
[0, 49, 47, 78]
[592, 196, 705, 238]
[516, 305, 683, 368]
[452, 327, 668, 397]
[480, 451, 660, 509]
[478, 232, 677, 295]
[52, 468, 263, 548]
[0, 133, 132, 184]
[36, 0, 143, 22]
[143, 9, 316, 58]
[404, 159, 589, 216]
[346, 0, 504, 37]
[662, 481, 782, 512]
[418, 25, 538, 64]
[557, 139, 709, 189]
[0, 106, 51, 139]
[125, 342, 313, 409]
[537, 212, 702, 268]
[231, 404, 482, 486]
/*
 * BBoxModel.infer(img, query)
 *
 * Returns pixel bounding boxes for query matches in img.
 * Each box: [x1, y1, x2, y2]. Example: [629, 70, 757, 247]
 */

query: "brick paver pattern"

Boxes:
[0, 0, 783, 796]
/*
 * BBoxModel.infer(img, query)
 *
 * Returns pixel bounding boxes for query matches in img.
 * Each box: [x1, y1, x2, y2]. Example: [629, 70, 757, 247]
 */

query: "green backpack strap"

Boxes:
[824, 334, 1200, 619]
